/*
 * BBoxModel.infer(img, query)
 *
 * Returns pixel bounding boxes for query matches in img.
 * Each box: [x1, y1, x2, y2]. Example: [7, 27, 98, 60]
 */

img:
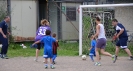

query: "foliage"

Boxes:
[0, 0, 8, 22]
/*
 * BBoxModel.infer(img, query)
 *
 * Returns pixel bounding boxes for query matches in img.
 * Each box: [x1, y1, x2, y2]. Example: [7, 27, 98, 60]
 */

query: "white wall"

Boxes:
[11, 0, 37, 38]
[62, 3, 80, 40]
[115, 7, 133, 34]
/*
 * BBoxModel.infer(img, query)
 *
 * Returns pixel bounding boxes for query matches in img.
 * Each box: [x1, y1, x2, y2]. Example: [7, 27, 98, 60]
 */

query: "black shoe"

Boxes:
[53, 61, 56, 64]
[3, 55, 9, 59]
[130, 56, 133, 60]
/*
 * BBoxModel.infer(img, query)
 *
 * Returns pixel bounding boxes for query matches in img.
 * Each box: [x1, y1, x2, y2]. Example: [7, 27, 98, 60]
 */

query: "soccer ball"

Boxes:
[82, 55, 87, 60]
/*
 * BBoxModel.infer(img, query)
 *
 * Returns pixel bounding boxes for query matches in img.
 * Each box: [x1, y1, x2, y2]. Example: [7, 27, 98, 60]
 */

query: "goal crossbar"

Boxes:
[79, 3, 133, 56]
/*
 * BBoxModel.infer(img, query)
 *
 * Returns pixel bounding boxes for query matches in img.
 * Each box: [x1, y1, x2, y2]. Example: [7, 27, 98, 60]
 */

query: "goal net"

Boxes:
[79, 3, 133, 56]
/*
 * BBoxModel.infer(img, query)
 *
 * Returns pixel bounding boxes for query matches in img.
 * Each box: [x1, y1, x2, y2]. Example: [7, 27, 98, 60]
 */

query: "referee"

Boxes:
[0, 16, 10, 59]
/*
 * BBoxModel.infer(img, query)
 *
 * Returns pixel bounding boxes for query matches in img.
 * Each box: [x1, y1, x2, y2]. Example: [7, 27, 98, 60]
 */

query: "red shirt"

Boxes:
[53, 42, 59, 55]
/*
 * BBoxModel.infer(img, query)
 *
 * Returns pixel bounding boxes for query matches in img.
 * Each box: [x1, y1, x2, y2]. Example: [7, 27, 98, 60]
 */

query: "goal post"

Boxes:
[79, 3, 133, 56]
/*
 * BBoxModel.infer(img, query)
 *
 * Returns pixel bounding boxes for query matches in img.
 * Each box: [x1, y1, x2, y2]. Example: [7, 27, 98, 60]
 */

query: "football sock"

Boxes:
[90, 55, 94, 61]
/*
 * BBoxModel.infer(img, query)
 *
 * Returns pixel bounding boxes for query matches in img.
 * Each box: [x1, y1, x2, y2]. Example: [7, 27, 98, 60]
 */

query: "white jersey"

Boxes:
[98, 24, 106, 39]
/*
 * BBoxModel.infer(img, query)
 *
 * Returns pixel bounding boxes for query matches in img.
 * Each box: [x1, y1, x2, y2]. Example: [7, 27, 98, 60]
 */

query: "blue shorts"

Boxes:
[89, 50, 95, 56]
[43, 49, 53, 58]
[116, 38, 128, 49]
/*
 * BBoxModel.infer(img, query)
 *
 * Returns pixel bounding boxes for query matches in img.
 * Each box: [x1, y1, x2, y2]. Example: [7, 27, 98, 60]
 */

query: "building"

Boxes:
[0, 0, 132, 42]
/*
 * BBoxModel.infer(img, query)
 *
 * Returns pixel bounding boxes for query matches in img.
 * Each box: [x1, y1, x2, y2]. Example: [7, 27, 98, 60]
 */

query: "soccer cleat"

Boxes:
[51, 65, 55, 69]
[94, 62, 101, 66]
[112, 55, 117, 63]
[45, 65, 48, 69]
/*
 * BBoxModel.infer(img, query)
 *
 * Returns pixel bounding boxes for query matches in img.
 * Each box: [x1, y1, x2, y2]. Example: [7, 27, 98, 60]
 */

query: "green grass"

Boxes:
[8, 42, 79, 57]
[7, 41, 133, 58]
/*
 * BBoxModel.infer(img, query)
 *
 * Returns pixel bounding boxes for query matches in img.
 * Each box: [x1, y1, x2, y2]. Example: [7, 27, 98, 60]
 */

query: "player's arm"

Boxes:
[116, 25, 124, 38]
[93, 25, 100, 38]
[117, 29, 124, 38]
[32, 40, 41, 46]
[89, 47, 92, 51]
[0, 23, 6, 38]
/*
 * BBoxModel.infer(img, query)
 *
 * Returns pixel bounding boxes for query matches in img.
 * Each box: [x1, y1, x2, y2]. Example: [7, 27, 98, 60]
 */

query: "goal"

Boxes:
[79, 3, 133, 56]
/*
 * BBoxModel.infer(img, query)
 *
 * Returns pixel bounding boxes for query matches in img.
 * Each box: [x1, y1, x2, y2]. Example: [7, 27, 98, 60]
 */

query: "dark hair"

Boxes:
[112, 19, 118, 22]
[45, 30, 51, 35]
[52, 33, 56, 37]
[4, 16, 9, 19]
[96, 16, 100, 21]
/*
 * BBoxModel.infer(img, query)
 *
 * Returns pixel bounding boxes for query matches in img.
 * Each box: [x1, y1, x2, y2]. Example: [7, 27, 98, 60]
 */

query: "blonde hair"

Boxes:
[41, 19, 48, 26]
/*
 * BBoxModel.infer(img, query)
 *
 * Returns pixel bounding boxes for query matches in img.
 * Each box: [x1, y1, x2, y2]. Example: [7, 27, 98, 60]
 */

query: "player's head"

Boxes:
[52, 33, 56, 38]
[4, 16, 10, 22]
[45, 30, 51, 35]
[95, 15, 101, 24]
[112, 19, 118, 26]
[90, 35, 96, 40]
[41, 19, 48, 26]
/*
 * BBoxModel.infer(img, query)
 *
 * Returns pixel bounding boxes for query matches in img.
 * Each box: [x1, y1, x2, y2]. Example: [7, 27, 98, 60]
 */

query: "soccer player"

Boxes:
[33, 30, 56, 69]
[93, 16, 116, 66]
[52, 33, 59, 64]
[0, 16, 10, 59]
[34, 19, 51, 61]
[88, 35, 96, 62]
[112, 19, 133, 61]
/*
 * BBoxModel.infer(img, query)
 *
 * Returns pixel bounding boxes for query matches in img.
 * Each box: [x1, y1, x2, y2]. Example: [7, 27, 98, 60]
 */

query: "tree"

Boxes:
[0, 0, 8, 22]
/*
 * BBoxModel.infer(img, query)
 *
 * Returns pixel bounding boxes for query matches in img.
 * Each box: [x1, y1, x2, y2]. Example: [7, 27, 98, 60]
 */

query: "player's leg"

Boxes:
[49, 50, 55, 69]
[52, 55, 57, 64]
[43, 51, 48, 69]
[44, 58, 48, 69]
[89, 53, 94, 62]
[1, 37, 8, 59]
[120, 39, 133, 60]
[95, 39, 102, 66]
[124, 48, 133, 59]
[3, 38, 8, 59]
[95, 48, 101, 66]
[115, 46, 120, 58]
[34, 43, 41, 61]
[100, 49, 112, 57]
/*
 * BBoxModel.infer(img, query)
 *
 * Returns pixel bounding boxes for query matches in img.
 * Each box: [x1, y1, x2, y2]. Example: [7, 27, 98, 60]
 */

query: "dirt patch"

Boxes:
[0, 56, 133, 71]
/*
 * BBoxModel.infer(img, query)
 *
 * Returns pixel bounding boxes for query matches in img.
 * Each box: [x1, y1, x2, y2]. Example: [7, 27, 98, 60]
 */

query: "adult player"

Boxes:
[34, 19, 51, 61]
[0, 16, 10, 59]
[112, 19, 133, 61]
[93, 16, 116, 66]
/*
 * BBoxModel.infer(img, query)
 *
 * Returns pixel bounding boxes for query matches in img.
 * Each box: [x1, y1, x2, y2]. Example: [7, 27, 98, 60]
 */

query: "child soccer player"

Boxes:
[32, 30, 56, 69]
[52, 33, 59, 64]
[89, 35, 96, 62]
[34, 19, 51, 62]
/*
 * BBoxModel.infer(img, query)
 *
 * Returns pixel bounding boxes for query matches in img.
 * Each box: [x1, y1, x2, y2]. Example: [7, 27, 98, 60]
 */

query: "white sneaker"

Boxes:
[34, 58, 38, 62]
[95, 62, 101, 66]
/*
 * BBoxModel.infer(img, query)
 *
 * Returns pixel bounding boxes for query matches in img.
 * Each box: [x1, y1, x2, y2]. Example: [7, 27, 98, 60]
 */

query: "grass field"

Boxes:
[7, 41, 133, 58]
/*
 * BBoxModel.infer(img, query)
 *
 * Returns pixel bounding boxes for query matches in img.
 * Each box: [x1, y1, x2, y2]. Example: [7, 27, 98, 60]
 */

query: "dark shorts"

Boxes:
[36, 43, 43, 50]
[116, 38, 128, 49]
[96, 38, 106, 49]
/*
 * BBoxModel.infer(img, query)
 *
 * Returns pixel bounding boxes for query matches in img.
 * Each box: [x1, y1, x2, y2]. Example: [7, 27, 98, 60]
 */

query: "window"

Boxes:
[66, 7, 76, 21]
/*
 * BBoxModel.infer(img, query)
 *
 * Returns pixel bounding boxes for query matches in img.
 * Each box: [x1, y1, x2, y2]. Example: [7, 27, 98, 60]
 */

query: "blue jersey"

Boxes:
[116, 23, 128, 39]
[40, 36, 56, 50]
[0, 21, 8, 35]
[90, 40, 96, 55]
